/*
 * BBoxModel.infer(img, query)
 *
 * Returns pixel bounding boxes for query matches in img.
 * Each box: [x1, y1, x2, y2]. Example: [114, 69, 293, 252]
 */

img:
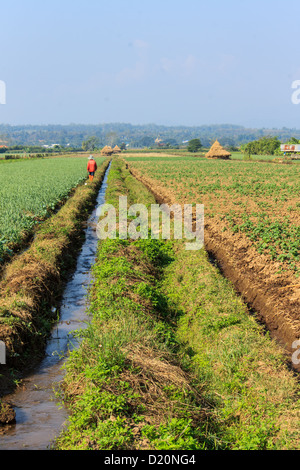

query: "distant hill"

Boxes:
[1, 123, 300, 148]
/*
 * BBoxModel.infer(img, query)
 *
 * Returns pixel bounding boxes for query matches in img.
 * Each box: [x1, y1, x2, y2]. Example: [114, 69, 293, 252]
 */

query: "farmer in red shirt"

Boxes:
[87, 155, 97, 182]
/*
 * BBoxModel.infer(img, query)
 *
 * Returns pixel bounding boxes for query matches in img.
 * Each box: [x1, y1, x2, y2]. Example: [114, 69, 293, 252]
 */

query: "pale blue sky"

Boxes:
[1, 0, 300, 128]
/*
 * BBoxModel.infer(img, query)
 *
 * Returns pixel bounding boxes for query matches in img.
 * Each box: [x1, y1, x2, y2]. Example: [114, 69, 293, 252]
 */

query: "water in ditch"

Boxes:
[0, 164, 111, 450]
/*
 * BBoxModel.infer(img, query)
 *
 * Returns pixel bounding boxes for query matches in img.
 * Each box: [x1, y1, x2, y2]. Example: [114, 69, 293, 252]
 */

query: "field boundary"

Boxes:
[126, 161, 300, 369]
[0, 158, 111, 401]
[55, 157, 300, 450]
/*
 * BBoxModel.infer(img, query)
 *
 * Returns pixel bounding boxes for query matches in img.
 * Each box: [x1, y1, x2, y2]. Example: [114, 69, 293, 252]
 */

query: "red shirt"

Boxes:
[87, 159, 97, 172]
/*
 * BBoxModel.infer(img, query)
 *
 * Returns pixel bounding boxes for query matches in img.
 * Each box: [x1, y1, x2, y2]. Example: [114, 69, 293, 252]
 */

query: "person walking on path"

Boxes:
[87, 155, 97, 182]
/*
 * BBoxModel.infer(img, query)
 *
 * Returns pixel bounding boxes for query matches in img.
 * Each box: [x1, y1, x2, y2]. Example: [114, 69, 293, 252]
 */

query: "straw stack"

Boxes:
[101, 145, 113, 156]
[205, 140, 231, 159]
[113, 145, 121, 154]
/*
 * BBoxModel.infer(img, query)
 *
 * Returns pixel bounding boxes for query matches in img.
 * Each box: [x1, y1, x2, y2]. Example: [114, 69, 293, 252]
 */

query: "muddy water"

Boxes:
[0, 164, 111, 450]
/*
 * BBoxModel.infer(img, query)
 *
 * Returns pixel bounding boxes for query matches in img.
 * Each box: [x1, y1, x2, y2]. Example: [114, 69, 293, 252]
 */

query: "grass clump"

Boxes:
[55, 238, 218, 450]
[161, 243, 300, 449]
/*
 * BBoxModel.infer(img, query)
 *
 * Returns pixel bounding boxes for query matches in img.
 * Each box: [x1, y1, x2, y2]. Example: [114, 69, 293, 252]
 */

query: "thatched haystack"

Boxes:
[205, 140, 231, 159]
[101, 145, 113, 156]
[113, 145, 121, 154]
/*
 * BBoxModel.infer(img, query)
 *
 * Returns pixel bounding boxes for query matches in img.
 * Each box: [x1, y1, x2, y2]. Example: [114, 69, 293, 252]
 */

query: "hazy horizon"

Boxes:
[1, 122, 300, 131]
[1, 0, 300, 129]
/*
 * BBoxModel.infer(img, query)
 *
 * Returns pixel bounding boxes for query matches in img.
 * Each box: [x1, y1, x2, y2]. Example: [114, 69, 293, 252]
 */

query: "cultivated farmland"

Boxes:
[55, 158, 300, 450]
[2, 154, 300, 450]
[126, 155, 300, 355]
[0, 156, 105, 260]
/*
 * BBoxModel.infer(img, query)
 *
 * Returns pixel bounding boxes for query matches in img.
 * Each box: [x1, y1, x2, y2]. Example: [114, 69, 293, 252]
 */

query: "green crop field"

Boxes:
[126, 155, 300, 273]
[0, 156, 105, 260]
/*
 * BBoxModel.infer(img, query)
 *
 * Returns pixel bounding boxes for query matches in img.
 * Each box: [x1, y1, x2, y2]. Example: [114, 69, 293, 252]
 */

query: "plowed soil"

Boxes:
[127, 161, 300, 370]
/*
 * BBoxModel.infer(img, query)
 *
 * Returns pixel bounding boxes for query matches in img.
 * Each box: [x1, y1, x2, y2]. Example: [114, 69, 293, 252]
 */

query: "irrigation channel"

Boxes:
[0, 162, 111, 450]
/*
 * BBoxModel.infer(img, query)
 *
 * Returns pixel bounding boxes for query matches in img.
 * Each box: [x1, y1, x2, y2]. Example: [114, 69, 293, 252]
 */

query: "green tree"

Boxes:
[187, 139, 202, 152]
[287, 137, 300, 144]
[243, 137, 281, 156]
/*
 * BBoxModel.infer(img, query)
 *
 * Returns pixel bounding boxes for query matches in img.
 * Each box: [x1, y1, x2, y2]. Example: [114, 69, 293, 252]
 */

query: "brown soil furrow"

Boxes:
[127, 162, 300, 370]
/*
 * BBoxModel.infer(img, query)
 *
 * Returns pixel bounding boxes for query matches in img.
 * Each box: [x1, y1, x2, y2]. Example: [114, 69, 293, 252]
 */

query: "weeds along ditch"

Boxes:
[0, 159, 112, 450]
[55, 158, 300, 450]
[55, 159, 218, 451]
[0, 158, 111, 410]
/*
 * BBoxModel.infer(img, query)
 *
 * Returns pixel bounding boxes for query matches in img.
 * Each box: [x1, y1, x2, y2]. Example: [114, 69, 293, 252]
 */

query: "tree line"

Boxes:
[2, 123, 300, 149]
[240, 136, 300, 156]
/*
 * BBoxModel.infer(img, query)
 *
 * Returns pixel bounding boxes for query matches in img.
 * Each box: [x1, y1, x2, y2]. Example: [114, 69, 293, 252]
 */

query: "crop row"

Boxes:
[125, 156, 300, 273]
[0, 157, 104, 259]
